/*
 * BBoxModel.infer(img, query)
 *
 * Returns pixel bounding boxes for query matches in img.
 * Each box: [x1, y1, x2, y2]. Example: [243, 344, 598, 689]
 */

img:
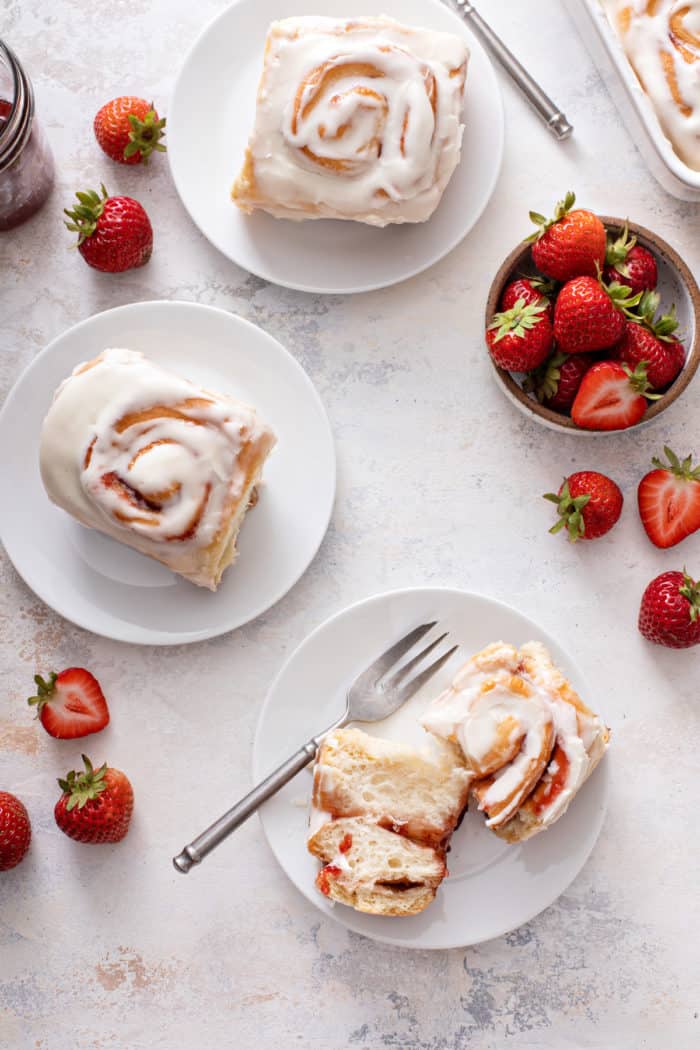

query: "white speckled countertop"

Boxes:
[1, 1, 699, 1047]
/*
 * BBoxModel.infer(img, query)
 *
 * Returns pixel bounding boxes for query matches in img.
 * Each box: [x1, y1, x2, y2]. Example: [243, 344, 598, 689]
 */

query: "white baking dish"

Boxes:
[565, 0, 700, 201]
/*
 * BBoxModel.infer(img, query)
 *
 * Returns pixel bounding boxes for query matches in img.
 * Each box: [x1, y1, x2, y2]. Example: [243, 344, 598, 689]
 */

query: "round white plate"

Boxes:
[168, 0, 504, 294]
[0, 301, 335, 645]
[253, 587, 609, 949]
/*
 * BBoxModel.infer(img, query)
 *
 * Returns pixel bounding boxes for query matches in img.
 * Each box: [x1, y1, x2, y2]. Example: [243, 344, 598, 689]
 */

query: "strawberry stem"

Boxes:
[64, 184, 109, 245]
[543, 480, 591, 542]
[525, 190, 576, 244]
[680, 571, 700, 624]
[621, 362, 662, 401]
[27, 672, 58, 711]
[633, 291, 679, 342]
[651, 447, 700, 481]
[488, 299, 548, 343]
[605, 221, 635, 268]
[57, 755, 108, 812]
[123, 105, 166, 163]
[594, 262, 642, 315]
[524, 351, 567, 403]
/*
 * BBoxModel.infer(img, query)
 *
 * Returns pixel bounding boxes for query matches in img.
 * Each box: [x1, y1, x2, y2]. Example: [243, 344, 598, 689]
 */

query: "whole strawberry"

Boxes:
[500, 276, 556, 319]
[611, 292, 685, 389]
[603, 223, 657, 295]
[544, 471, 623, 541]
[486, 299, 553, 371]
[527, 191, 606, 282]
[54, 755, 133, 844]
[64, 185, 152, 273]
[28, 668, 110, 739]
[571, 360, 659, 431]
[638, 447, 700, 549]
[526, 351, 595, 413]
[94, 96, 166, 165]
[0, 792, 31, 871]
[554, 275, 641, 354]
[638, 570, 700, 649]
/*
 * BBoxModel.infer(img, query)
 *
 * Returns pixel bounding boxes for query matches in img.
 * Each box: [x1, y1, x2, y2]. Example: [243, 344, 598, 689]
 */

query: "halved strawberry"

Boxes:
[571, 361, 659, 431]
[637, 447, 700, 549]
[28, 669, 110, 739]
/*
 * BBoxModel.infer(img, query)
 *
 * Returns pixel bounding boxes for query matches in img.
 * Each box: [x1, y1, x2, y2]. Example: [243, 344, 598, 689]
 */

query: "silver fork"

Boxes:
[449, 0, 573, 141]
[173, 622, 457, 874]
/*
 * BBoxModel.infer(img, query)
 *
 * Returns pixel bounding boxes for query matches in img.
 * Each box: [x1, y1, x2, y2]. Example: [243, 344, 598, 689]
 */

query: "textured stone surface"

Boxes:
[1, 1, 699, 1047]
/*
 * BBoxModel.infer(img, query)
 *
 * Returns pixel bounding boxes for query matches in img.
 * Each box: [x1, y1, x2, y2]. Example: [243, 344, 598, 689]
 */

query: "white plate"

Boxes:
[168, 0, 504, 294]
[0, 301, 335, 645]
[253, 587, 609, 949]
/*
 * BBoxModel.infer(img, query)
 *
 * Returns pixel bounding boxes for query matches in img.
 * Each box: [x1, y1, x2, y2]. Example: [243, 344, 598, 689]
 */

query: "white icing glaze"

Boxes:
[329, 850, 352, 873]
[422, 641, 604, 830]
[39, 349, 275, 582]
[307, 807, 332, 839]
[602, 0, 700, 170]
[459, 685, 553, 825]
[237, 15, 469, 224]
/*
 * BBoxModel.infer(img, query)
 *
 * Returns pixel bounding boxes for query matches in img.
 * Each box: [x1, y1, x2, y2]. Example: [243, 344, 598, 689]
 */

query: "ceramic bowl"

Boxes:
[485, 217, 700, 435]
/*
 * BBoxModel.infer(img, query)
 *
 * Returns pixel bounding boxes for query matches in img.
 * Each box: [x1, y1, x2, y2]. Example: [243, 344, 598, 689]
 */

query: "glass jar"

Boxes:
[0, 40, 54, 231]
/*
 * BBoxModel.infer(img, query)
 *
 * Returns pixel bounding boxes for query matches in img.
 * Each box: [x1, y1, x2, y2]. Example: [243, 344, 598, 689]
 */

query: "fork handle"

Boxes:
[173, 737, 321, 873]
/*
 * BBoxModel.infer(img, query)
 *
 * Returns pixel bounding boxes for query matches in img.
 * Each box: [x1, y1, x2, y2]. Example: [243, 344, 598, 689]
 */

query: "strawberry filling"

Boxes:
[317, 864, 341, 896]
[530, 744, 570, 814]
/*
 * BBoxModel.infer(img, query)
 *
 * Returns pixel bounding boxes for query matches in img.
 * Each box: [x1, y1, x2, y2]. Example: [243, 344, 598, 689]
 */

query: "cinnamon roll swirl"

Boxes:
[39, 349, 276, 590]
[232, 16, 469, 225]
[422, 642, 609, 842]
[602, 0, 700, 170]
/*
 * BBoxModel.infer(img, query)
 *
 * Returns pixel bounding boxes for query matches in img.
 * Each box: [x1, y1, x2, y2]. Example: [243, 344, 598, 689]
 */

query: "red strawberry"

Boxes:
[94, 96, 166, 165]
[0, 792, 31, 871]
[554, 275, 641, 354]
[571, 361, 659, 431]
[638, 570, 700, 649]
[64, 185, 152, 273]
[637, 447, 700, 549]
[544, 471, 623, 541]
[610, 292, 684, 389]
[486, 300, 553, 371]
[603, 223, 657, 295]
[527, 191, 606, 282]
[54, 756, 133, 844]
[500, 276, 556, 319]
[525, 351, 595, 413]
[28, 668, 109, 739]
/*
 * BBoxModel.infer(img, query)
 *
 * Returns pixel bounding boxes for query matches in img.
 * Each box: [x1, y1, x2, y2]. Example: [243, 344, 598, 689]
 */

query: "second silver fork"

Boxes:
[173, 622, 457, 874]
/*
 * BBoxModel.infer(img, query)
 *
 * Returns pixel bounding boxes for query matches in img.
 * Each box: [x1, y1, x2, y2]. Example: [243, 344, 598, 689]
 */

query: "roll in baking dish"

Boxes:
[39, 349, 276, 590]
[232, 15, 469, 225]
[601, 0, 700, 171]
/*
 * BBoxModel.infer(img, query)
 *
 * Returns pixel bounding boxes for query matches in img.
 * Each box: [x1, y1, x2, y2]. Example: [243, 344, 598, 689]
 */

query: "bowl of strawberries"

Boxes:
[484, 192, 700, 433]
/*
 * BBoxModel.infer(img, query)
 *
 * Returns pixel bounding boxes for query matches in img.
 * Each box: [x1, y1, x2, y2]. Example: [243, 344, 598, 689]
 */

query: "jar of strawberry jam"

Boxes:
[0, 40, 54, 231]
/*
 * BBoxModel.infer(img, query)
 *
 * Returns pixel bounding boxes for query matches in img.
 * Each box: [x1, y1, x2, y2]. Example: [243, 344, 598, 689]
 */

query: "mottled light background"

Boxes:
[1, 1, 699, 1047]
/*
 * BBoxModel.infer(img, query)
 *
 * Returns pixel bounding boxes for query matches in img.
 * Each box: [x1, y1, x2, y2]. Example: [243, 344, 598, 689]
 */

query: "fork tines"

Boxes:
[376, 622, 458, 703]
